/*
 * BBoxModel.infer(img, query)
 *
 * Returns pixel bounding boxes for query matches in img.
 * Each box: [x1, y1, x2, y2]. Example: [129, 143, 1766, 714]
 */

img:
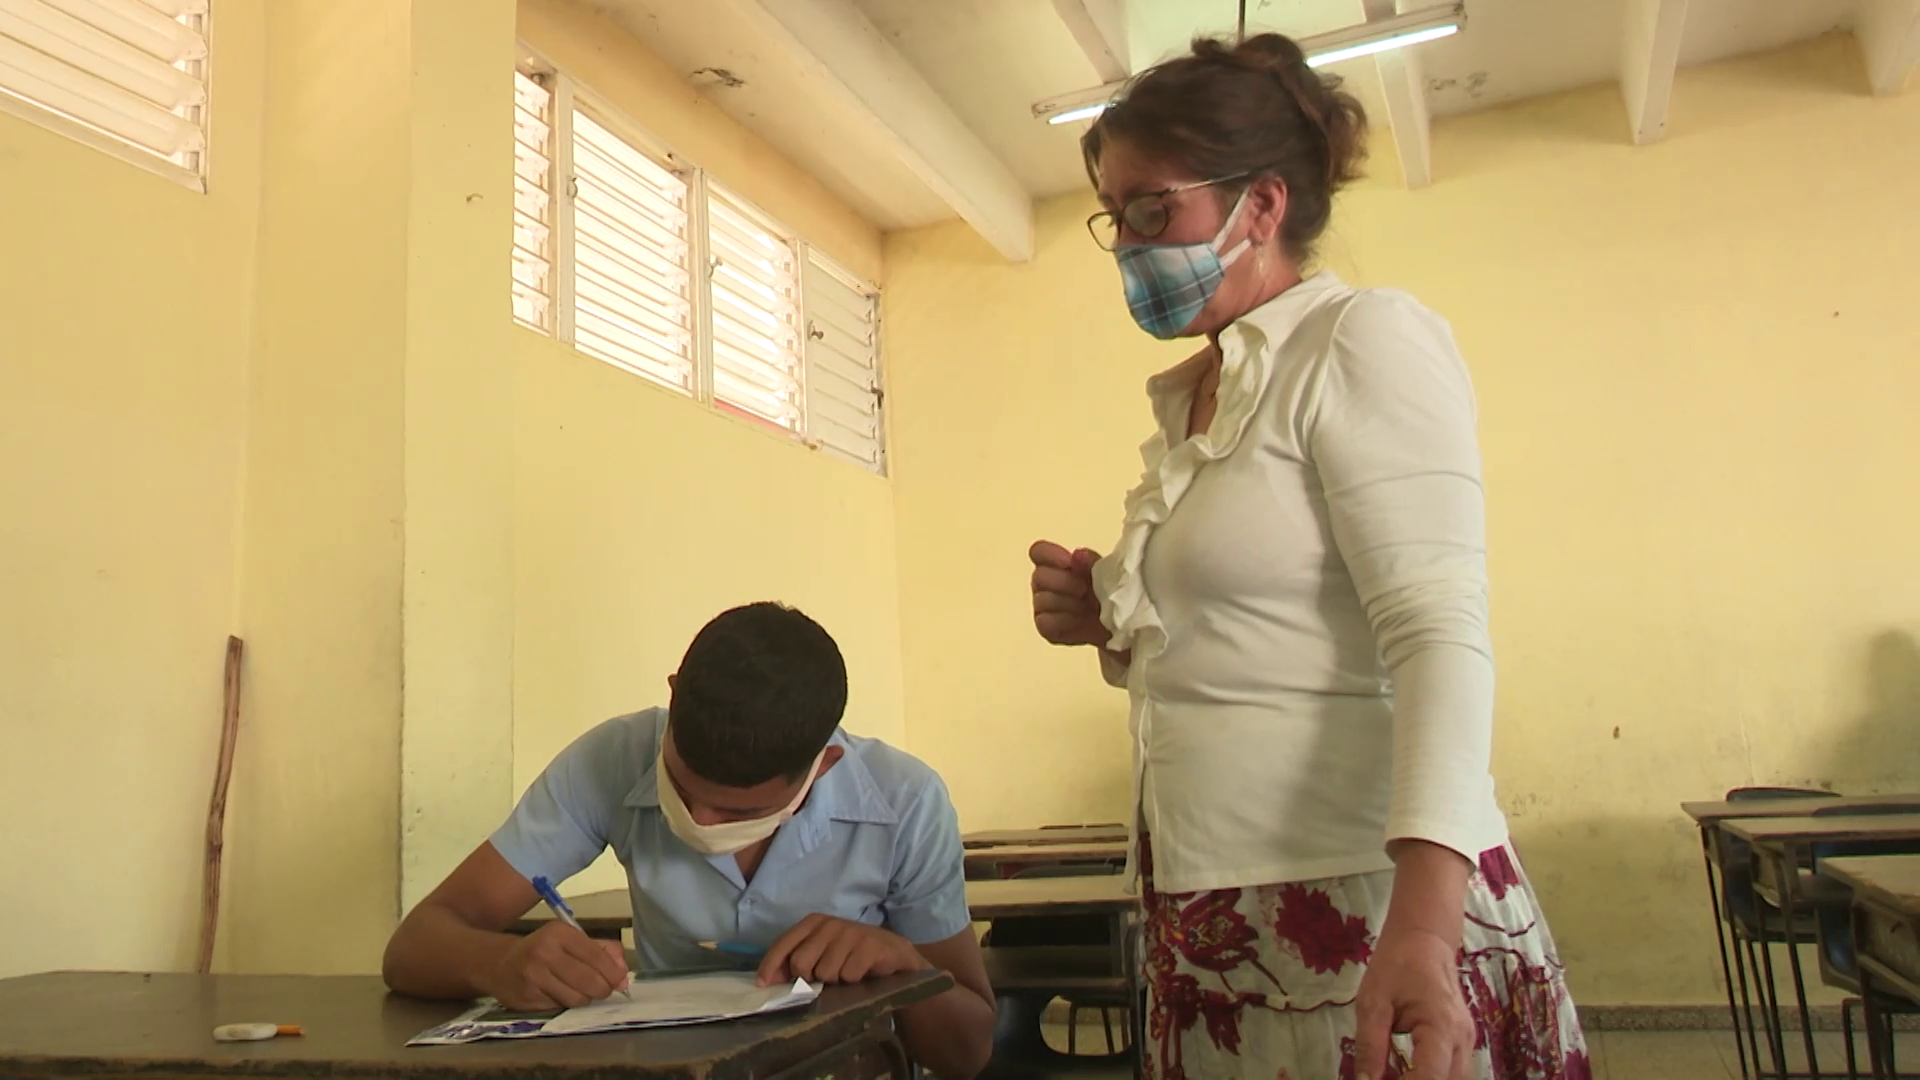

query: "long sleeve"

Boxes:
[1307, 290, 1504, 861]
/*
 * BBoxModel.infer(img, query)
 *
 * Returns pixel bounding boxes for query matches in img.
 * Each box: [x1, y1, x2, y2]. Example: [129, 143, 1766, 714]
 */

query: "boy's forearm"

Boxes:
[382, 903, 515, 1000]
[897, 981, 996, 1079]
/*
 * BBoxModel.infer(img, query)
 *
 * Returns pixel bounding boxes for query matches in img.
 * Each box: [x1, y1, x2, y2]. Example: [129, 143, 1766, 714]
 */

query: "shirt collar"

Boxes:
[622, 727, 899, 827]
[1144, 269, 1345, 413]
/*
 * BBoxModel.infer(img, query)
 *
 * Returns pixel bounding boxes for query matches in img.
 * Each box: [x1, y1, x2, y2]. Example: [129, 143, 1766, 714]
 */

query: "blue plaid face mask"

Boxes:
[1114, 190, 1252, 340]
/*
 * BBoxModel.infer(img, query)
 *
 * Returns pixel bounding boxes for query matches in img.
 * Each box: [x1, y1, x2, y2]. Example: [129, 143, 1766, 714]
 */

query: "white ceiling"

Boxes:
[588, 0, 1898, 252]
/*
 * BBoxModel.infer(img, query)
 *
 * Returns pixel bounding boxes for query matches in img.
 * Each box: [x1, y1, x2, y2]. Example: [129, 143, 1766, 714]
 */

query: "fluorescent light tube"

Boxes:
[1035, 2, 1464, 124]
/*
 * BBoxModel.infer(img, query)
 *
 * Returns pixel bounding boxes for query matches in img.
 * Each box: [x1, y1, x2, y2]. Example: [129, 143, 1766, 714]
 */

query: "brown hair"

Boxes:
[1082, 33, 1368, 260]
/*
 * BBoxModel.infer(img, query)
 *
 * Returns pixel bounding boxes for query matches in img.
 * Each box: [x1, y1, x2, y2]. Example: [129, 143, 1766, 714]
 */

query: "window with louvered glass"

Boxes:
[509, 57, 889, 474]
[707, 186, 804, 432]
[803, 253, 885, 474]
[511, 69, 553, 331]
[568, 106, 696, 395]
[0, 0, 211, 189]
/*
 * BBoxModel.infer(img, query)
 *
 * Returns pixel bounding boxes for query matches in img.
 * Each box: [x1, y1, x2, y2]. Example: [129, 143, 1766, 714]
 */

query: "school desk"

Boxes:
[1723, 814, 1920, 1078]
[1819, 855, 1920, 1078]
[962, 824, 1130, 849]
[1682, 793, 1920, 1080]
[0, 970, 949, 1080]
[967, 875, 1139, 1004]
[962, 839, 1129, 879]
[969, 867, 1144, 1074]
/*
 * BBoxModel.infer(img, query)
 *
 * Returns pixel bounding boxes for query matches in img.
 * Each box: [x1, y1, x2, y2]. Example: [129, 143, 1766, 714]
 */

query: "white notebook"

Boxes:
[408, 972, 821, 1045]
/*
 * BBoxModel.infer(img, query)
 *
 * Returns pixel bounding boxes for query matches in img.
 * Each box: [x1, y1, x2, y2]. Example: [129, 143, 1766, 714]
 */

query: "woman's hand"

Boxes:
[1353, 840, 1476, 1080]
[1029, 541, 1109, 647]
[1351, 926, 1474, 1080]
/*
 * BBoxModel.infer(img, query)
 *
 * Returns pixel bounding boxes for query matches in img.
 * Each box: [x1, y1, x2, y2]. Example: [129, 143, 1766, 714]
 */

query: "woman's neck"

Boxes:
[1207, 252, 1305, 352]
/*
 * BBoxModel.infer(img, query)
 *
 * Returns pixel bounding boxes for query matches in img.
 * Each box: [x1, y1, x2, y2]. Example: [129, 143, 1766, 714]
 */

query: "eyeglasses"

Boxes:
[1085, 172, 1254, 251]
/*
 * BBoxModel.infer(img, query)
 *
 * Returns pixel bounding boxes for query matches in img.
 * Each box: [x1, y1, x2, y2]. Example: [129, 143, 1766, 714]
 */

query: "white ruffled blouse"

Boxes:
[1093, 271, 1509, 894]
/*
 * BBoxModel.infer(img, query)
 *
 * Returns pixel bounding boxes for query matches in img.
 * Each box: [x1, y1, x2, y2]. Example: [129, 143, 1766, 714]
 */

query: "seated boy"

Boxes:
[383, 602, 995, 1079]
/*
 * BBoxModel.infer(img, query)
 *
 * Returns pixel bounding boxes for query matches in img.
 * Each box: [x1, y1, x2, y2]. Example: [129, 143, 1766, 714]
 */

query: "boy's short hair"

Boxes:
[669, 602, 849, 788]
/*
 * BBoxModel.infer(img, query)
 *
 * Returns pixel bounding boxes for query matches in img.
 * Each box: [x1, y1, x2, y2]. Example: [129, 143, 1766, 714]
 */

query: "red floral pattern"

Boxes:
[1167, 889, 1262, 972]
[1199, 987, 1269, 1055]
[1477, 847, 1523, 901]
[1272, 882, 1374, 974]
[1140, 837, 1587, 1080]
[1460, 947, 1593, 1079]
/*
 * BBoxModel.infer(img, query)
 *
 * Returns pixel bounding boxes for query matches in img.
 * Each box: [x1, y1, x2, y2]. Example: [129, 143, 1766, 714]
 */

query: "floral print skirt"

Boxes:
[1141, 837, 1589, 1080]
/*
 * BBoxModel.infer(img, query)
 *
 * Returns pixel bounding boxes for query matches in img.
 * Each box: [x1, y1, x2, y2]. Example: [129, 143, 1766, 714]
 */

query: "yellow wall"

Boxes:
[508, 0, 905, 899]
[222, 0, 416, 973]
[886, 35, 1920, 1004]
[0, 2, 265, 978]
[396, 0, 519, 917]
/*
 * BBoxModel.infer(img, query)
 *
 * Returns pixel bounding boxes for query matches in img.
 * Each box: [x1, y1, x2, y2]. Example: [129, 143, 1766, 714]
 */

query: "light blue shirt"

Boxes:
[490, 709, 971, 973]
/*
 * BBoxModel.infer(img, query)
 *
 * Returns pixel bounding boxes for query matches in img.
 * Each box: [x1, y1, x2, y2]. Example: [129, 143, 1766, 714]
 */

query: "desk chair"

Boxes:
[1717, 786, 1836, 1080]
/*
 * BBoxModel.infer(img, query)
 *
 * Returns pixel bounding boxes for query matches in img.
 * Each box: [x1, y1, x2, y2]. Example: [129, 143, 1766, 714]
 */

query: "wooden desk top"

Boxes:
[962, 840, 1128, 865]
[0, 971, 949, 1080]
[1723, 813, 1920, 846]
[1682, 794, 1920, 825]
[965, 874, 1137, 920]
[1821, 855, 1920, 914]
[514, 874, 1139, 934]
[962, 825, 1129, 849]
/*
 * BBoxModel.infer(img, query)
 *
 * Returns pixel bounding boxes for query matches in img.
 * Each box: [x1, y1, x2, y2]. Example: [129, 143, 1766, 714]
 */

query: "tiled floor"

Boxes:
[1047, 1020, 1920, 1078]
[1595, 1029, 1920, 1079]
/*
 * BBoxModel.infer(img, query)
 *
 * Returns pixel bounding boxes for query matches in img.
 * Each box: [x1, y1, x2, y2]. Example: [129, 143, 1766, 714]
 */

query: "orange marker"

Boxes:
[212, 1023, 303, 1042]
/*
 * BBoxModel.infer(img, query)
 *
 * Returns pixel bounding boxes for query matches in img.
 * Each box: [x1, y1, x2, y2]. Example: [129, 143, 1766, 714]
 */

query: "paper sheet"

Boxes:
[408, 973, 820, 1045]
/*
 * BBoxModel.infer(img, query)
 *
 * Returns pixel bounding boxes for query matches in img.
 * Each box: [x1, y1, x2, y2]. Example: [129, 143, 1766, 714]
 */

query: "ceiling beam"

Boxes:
[1620, 0, 1697, 144]
[734, 0, 1034, 261]
[1619, 0, 1689, 145]
[1051, 0, 1130, 84]
[1372, 49, 1432, 189]
[1858, 0, 1920, 96]
[1362, 0, 1432, 189]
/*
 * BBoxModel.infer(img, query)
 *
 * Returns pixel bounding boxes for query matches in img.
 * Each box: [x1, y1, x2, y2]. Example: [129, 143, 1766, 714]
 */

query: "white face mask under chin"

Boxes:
[655, 743, 826, 856]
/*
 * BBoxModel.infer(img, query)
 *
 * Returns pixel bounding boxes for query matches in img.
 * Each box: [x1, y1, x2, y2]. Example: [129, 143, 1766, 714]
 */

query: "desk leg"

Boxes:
[1756, 886, 1792, 1078]
[1706, 827, 1758, 1080]
[1774, 855, 1823, 1078]
[1116, 909, 1143, 1080]
[1853, 905, 1890, 1080]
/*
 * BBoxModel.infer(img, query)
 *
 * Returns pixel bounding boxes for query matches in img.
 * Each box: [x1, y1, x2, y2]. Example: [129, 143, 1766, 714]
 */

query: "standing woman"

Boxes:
[1028, 33, 1588, 1080]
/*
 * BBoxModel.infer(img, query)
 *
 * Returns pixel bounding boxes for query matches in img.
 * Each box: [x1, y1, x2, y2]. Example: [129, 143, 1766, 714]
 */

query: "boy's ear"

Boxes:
[816, 744, 846, 777]
[666, 673, 677, 692]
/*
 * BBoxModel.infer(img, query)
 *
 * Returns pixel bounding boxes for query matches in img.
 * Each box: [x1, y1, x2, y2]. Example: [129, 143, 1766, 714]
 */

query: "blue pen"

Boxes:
[531, 877, 631, 1000]
[698, 940, 768, 961]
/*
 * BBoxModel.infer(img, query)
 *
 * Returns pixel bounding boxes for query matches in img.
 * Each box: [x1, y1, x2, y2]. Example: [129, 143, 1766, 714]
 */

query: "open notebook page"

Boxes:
[408, 972, 820, 1045]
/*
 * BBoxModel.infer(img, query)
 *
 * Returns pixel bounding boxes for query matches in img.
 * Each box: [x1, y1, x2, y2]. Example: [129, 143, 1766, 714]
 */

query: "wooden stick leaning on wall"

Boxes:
[197, 635, 244, 975]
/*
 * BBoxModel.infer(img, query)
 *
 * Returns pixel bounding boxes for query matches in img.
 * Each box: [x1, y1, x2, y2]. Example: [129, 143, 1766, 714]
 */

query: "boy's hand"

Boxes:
[757, 914, 929, 987]
[485, 922, 629, 1009]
